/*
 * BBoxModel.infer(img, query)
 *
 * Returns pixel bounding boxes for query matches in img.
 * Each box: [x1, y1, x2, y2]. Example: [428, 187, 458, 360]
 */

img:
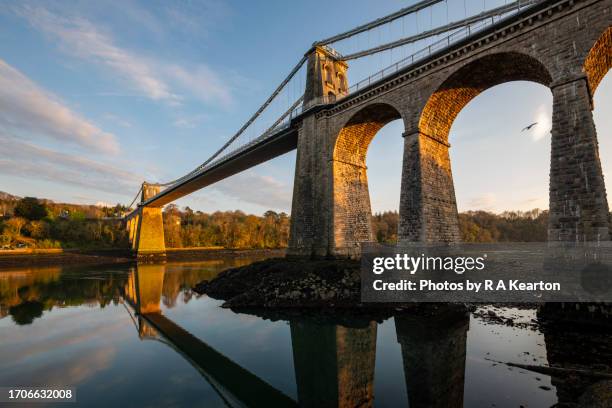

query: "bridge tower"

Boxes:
[304, 45, 349, 107]
[132, 183, 166, 258]
[289, 46, 354, 258]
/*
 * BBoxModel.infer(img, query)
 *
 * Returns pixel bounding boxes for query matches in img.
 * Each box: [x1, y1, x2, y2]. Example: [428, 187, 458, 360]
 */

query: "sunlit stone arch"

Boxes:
[395, 52, 555, 243]
[583, 27, 612, 98]
[331, 102, 404, 256]
[418, 52, 553, 144]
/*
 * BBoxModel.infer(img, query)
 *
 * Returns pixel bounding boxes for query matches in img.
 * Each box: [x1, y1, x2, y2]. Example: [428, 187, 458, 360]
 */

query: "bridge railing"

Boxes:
[203, 121, 294, 170]
[345, 0, 539, 96]
[290, 0, 540, 116]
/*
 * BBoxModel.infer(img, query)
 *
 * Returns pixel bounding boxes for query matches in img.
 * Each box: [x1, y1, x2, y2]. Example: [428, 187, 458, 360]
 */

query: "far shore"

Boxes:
[0, 247, 285, 269]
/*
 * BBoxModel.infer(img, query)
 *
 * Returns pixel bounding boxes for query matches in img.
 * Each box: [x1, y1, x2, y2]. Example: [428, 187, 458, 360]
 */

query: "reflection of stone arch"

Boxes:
[583, 27, 612, 98]
[419, 52, 553, 144]
[332, 103, 402, 256]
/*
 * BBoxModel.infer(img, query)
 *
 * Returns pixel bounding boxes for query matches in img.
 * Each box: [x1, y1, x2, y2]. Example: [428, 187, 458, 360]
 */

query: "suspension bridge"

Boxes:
[124, 0, 612, 258]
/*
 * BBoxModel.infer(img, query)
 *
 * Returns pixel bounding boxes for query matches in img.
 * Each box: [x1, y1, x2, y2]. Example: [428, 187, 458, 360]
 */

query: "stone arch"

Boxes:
[419, 52, 553, 143]
[399, 52, 553, 243]
[583, 27, 612, 98]
[331, 103, 403, 256]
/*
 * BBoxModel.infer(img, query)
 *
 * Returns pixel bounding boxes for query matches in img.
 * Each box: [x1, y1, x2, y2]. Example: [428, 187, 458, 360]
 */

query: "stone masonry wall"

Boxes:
[288, 0, 612, 258]
[134, 184, 166, 256]
[549, 78, 610, 241]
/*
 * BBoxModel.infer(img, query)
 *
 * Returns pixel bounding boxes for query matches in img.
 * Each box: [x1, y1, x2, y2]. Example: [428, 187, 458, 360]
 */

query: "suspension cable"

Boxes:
[155, 56, 308, 187]
[262, 95, 304, 136]
[314, 0, 445, 46]
[127, 185, 143, 209]
[342, 0, 535, 60]
[147, 0, 540, 193]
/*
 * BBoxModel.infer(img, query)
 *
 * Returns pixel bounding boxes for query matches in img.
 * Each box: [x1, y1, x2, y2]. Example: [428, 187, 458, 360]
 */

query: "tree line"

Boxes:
[371, 209, 549, 243]
[0, 196, 129, 249]
[1, 195, 551, 250]
[162, 204, 290, 249]
[0, 197, 292, 249]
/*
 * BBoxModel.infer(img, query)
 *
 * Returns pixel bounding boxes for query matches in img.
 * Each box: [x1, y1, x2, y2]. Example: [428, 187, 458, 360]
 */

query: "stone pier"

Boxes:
[127, 183, 166, 259]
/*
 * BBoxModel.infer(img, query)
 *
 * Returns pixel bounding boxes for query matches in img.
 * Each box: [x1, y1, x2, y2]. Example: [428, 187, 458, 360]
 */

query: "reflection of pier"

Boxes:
[395, 309, 469, 408]
[123, 264, 296, 407]
[290, 321, 377, 407]
[122, 264, 469, 407]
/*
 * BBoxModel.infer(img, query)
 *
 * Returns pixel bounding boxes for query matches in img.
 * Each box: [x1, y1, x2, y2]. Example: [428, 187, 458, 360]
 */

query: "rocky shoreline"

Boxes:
[192, 257, 485, 322]
[193, 258, 361, 307]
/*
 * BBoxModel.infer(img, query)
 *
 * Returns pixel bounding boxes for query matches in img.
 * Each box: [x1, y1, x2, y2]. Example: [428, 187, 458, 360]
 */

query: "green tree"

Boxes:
[14, 197, 48, 221]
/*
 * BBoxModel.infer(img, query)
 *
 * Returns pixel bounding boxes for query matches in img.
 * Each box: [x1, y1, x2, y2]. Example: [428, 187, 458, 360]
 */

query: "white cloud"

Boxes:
[517, 196, 547, 210]
[173, 114, 208, 129]
[0, 133, 141, 196]
[18, 6, 178, 103]
[0, 59, 119, 154]
[213, 171, 292, 210]
[166, 65, 232, 106]
[466, 193, 497, 211]
[102, 113, 132, 128]
[17, 6, 233, 107]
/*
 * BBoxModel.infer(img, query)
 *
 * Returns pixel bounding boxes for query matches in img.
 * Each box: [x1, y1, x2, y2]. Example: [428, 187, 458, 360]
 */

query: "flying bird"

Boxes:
[521, 122, 538, 132]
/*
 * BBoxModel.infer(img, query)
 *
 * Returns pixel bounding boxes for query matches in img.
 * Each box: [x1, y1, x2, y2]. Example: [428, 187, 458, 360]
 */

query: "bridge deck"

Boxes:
[142, 125, 298, 208]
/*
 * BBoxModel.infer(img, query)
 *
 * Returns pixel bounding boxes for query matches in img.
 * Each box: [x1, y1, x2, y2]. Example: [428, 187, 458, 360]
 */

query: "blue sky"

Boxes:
[0, 0, 610, 215]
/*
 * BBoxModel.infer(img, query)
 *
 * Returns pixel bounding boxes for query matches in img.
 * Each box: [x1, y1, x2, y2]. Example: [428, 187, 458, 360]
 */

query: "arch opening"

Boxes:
[338, 73, 347, 93]
[332, 103, 403, 255]
[593, 65, 612, 222]
[589, 28, 612, 191]
[410, 52, 554, 243]
[324, 65, 333, 84]
[449, 81, 553, 242]
[420, 52, 553, 143]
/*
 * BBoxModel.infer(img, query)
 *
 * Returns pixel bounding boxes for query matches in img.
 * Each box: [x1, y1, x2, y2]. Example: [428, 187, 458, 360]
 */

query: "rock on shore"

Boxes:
[193, 258, 363, 308]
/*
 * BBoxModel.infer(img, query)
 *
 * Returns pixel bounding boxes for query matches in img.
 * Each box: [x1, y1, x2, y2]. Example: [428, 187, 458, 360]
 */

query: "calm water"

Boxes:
[0, 257, 599, 407]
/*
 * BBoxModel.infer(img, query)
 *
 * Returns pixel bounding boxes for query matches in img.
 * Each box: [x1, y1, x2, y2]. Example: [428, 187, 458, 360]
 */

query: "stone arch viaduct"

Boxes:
[126, 0, 611, 259]
[288, 0, 612, 258]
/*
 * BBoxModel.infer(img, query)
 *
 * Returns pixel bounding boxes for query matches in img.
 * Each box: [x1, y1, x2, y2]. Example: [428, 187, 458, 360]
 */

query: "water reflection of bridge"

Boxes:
[122, 264, 470, 408]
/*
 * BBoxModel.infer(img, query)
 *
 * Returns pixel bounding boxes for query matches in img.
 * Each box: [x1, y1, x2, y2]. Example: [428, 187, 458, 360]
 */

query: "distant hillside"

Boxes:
[0, 191, 20, 201]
